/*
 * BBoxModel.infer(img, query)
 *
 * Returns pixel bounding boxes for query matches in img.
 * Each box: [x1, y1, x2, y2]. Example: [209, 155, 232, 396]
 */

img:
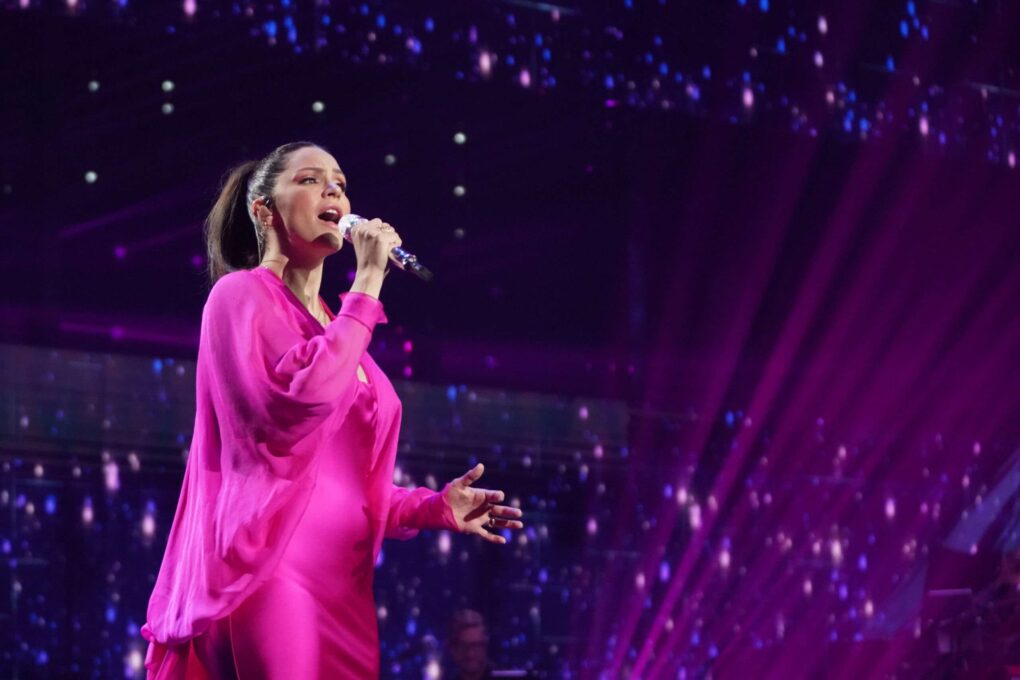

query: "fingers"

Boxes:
[457, 463, 485, 487]
[478, 528, 507, 545]
[488, 504, 523, 520]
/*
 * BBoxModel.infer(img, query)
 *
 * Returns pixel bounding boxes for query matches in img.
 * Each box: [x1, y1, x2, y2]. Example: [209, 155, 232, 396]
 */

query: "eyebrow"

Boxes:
[294, 167, 346, 177]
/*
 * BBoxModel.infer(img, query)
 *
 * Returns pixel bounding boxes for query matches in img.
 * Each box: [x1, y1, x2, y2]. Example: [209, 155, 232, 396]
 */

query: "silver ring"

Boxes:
[487, 515, 496, 529]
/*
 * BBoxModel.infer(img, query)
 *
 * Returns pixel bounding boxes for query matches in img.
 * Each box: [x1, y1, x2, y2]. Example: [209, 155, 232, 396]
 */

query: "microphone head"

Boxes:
[337, 213, 364, 241]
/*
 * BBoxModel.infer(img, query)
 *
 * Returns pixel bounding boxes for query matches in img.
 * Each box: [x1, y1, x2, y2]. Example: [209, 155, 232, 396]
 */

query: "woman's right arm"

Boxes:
[202, 273, 386, 451]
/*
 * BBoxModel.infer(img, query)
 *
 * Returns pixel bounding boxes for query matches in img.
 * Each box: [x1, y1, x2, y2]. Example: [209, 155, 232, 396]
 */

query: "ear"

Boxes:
[252, 196, 273, 226]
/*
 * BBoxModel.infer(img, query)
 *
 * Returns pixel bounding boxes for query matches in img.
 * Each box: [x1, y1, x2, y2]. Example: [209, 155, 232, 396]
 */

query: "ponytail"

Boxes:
[203, 161, 260, 285]
[203, 141, 323, 285]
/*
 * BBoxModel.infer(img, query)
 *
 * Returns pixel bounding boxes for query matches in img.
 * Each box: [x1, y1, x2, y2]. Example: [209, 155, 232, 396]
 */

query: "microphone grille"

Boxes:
[338, 213, 364, 241]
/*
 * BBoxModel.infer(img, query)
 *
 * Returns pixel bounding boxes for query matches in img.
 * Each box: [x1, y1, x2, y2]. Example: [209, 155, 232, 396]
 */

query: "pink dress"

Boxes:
[141, 266, 458, 679]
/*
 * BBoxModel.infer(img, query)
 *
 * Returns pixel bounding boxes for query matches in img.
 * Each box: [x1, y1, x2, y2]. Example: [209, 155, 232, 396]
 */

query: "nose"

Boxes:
[325, 180, 343, 196]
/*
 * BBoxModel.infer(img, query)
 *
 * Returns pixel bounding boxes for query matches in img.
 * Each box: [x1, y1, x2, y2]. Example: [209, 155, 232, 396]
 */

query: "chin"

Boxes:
[317, 232, 342, 251]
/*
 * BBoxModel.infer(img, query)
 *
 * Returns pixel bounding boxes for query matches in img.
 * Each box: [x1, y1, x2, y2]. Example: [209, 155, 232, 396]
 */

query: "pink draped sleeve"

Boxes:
[141, 271, 387, 671]
[384, 484, 461, 540]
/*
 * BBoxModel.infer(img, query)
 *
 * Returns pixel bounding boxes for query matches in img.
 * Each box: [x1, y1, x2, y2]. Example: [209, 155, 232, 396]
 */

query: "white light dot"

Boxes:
[885, 497, 896, 520]
[803, 578, 813, 596]
[127, 649, 144, 673]
[742, 87, 754, 109]
[161, 102, 174, 115]
[312, 101, 325, 113]
[864, 599, 874, 617]
[453, 185, 466, 197]
[688, 503, 702, 530]
[33, 464, 44, 478]
[1008, 152, 1017, 169]
[718, 550, 730, 569]
[85, 171, 98, 184]
[377, 605, 388, 620]
[919, 116, 929, 136]
[183, 0, 196, 17]
[104, 460, 120, 492]
[87, 80, 100, 92]
[141, 513, 155, 538]
[818, 15, 828, 35]
[479, 50, 493, 77]
[813, 51, 824, 68]
[635, 572, 645, 590]
[830, 539, 843, 564]
[424, 659, 441, 680]
[384, 154, 397, 166]
[519, 69, 531, 88]
[453, 131, 467, 145]
[586, 517, 597, 535]
[82, 501, 94, 526]
[437, 531, 451, 555]
[161, 80, 175, 93]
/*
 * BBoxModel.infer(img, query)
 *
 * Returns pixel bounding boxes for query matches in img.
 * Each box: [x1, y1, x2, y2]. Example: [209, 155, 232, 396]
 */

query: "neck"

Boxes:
[259, 254, 325, 314]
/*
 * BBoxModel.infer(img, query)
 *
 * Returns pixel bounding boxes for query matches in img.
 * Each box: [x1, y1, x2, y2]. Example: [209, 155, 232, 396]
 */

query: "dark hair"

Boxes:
[203, 141, 324, 284]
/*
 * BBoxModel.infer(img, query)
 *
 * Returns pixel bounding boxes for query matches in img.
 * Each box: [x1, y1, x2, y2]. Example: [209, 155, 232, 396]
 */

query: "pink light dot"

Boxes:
[578, 406, 589, 420]
[402, 365, 413, 378]
[742, 87, 754, 108]
[183, 0, 196, 17]
[402, 340, 413, 353]
[919, 116, 929, 136]
[586, 517, 597, 535]
[519, 69, 531, 88]
[114, 245, 128, 260]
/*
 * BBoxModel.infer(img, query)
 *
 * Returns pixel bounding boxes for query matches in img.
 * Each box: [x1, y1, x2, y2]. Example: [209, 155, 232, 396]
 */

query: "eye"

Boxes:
[299, 177, 317, 184]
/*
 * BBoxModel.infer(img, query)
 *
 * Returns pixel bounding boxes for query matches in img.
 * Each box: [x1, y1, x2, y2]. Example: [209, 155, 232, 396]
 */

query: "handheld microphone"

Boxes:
[338, 214, 434, 282]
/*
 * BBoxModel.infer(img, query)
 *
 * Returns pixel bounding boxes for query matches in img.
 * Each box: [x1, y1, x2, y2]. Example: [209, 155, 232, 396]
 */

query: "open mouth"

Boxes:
[318, 210, 341, 225]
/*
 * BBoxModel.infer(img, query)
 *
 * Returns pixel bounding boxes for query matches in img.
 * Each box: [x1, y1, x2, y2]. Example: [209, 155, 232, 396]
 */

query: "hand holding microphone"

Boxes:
[340, 214, 434, 282]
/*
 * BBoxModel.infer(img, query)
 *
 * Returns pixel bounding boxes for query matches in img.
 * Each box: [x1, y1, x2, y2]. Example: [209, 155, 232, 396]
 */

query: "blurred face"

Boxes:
[450, 625, 488, 677]
[259, 145, 352, 261]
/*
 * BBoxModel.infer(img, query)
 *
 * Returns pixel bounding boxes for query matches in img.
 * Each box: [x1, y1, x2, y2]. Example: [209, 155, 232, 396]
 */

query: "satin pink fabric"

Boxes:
[142, 267, 458, 678]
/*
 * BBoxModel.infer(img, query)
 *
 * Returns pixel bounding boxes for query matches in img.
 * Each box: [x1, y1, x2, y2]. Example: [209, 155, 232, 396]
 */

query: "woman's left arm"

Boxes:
[384, 463, 524, 544]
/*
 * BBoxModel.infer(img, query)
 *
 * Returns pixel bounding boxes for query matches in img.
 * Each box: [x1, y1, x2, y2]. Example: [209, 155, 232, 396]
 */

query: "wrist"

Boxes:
[349, 268, 385, 299]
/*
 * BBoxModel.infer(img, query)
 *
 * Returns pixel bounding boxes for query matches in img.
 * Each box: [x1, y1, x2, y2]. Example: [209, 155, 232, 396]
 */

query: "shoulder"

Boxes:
[202, 269, 278, 326]
[207, 268, 271, 307]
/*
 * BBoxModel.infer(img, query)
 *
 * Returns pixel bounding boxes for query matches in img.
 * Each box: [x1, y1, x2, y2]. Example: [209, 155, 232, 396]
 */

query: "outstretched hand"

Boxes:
[443, 463, 523, 545]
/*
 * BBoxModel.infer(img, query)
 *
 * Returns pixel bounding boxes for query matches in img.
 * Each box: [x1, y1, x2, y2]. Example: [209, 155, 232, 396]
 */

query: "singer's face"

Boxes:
[270, 146, 351, 257]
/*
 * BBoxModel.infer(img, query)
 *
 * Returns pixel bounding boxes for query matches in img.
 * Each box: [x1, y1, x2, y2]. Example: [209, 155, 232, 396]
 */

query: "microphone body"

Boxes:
[338, 214, 434, 282]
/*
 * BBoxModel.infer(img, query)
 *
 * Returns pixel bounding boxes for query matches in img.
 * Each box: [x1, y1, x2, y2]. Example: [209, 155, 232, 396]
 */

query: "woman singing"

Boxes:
[141, 141, 524, 678]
